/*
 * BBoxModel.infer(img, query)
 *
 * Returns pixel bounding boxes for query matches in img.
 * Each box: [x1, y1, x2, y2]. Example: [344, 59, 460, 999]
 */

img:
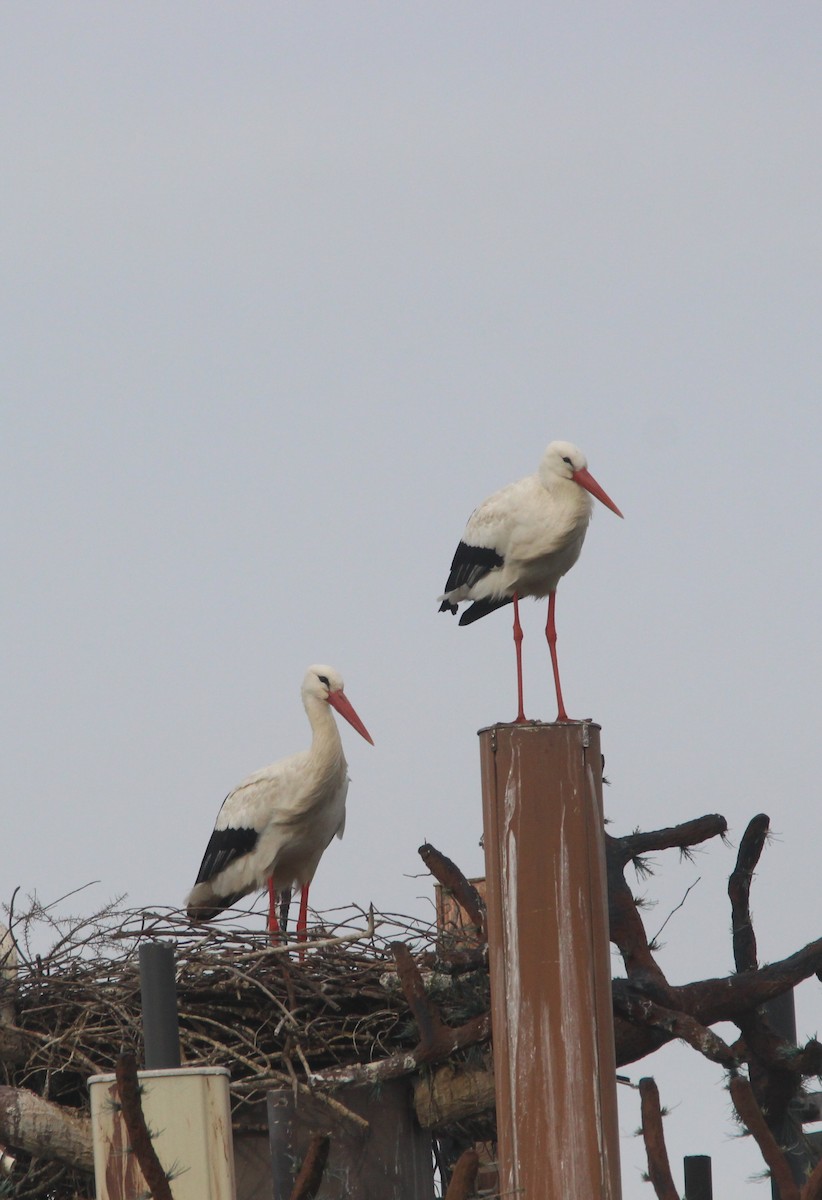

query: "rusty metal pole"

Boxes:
[479, 721, 622, 1199]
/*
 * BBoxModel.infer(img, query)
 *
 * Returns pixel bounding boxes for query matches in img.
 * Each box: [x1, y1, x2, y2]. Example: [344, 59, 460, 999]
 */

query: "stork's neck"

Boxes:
[303, 694, 346, 770]
[539, 468, 594, 522]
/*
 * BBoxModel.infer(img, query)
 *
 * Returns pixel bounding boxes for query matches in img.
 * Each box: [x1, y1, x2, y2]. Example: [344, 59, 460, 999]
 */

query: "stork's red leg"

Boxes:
[267, 876, 281, 941]
[512, 593, 527, 723]
[545, 590, 569, 722]
[296, 884, 310, 963]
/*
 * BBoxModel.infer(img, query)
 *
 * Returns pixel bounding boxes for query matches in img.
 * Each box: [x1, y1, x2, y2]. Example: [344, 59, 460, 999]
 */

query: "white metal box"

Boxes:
[88, 1066, 236, 1200]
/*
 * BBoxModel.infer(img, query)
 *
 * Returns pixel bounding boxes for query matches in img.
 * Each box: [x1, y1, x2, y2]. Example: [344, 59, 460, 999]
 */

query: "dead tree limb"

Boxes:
[606, 836, 672, 989]
[801, 1150, 822, 1200]
[614, 993, 738, 1067]
[392, 942, 446, 1054]
[729, 1075, 800, 1200]
[607, 814, 727, 994]
[309, 1009, 492, 1091]
[729, 813, 769, 973]
[444, 1146, 480, 1199]
[289, 1133, 330, 1200]
[617, 814, 728, 863]
[115, 1053, 173, 1200]
[728, 814, 814, 1138]
[419, 843, 486, 939]
[391, 941, 491, 1067]
[414, 1062, 496, 1129]
[0, 1085, 93, 1171]
[639, 1077, 679, 1200]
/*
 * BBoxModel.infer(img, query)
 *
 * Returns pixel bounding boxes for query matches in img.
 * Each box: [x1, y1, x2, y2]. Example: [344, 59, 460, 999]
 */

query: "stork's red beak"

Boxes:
[327, 690, 374, 745]
[572, 467, 623, 518]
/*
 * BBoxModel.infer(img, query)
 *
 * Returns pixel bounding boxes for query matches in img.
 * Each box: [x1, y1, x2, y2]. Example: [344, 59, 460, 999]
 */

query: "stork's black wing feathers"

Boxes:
[458, 595, 513, 625]
[440, 541, 504, 599]
[194, 825, 259, 885]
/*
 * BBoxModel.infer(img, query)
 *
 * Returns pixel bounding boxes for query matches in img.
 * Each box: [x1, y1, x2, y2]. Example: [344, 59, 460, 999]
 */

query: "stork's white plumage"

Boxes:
[186, 665, 373, 946]
[439, 441, 623, 722]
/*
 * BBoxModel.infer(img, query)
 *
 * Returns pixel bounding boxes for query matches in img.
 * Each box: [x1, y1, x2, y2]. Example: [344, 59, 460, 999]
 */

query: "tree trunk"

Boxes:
[0, 1085, 93, 1171]
[414, 1062, 496, 1129]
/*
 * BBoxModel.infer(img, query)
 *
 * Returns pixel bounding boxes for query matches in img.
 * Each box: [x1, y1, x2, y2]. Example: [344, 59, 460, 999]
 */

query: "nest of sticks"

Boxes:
[0, 889, 491, 1199]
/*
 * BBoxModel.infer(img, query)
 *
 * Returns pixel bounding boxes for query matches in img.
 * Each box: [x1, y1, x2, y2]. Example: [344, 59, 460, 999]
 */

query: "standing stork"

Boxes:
[438, 441, 623, 722]
[186, 665, 373, 949]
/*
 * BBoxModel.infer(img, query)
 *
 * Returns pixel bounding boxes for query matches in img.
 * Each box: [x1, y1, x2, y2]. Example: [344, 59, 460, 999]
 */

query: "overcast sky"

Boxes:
[3, 5, 822, 1195]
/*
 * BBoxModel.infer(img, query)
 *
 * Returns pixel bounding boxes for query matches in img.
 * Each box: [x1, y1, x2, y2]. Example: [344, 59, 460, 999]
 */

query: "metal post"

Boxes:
[138, 941, 181, 1069]
[764, 989, 809, 1197]
[765, 990, 797, 1044]
[479, 721, 621, 1199]
[684, 1154, 713, 1199]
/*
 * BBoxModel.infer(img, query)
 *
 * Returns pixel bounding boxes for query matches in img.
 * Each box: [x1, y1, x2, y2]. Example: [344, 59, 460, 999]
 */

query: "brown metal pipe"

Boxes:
[479, 721, 622, 1198]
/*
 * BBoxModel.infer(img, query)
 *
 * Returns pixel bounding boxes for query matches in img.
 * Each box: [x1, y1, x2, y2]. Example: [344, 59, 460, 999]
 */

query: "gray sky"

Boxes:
[3, 5, 822, 1195]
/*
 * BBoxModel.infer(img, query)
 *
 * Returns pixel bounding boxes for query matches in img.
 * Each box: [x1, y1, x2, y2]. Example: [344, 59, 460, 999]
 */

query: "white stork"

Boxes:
[186, 665, 373, 948]
[439, 441, 623, 722]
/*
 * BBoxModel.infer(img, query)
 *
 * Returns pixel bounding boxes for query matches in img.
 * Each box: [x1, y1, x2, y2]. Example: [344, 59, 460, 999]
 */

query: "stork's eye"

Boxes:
[317, 674, 330, 687]
[562, 456, 573, 466]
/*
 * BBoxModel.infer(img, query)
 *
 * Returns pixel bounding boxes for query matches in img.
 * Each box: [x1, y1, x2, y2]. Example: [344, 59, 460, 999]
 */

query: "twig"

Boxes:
[650, 878, 701, 944]
[290, 906, 377, 955]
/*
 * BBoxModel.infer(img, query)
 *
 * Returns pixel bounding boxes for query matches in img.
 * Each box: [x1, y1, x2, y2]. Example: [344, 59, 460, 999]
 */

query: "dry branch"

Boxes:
[639, 1077, 679, 1200]
[617, 814, 728, 862]
[414, 1063, 496, 1130]
[801, 1150, 822, 1200]
[729, 813, 769, 973]
[0, 1086, 92, 1171]
[730, 1075, 801, 1200]
[289, 1133, 330, 1200]
[444, 1146, 480, 1199]
[614, 993, 737, 1068]
[115, 1052, 173, 1200]
[392, 941, 446, 1054]
[418, 843, 486, 939]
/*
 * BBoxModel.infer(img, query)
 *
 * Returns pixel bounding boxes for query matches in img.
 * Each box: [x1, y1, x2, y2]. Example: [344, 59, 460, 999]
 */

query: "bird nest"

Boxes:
[1, 892, 491, 1199]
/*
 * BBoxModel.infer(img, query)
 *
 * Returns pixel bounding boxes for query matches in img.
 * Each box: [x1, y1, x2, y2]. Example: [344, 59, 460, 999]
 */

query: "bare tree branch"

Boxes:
[419, 843, 486, 940]
[444, 1146, 480, 1199]
[729, 1075, 800, 1200]
[639, 1078, 679, 1200]
[618, 815, 728, 863]
[0, 1086, 92, 1171]
[729, 813, 769, 973]
[289, 1134, 330, 1200]
[115, 1053, 173, 1200]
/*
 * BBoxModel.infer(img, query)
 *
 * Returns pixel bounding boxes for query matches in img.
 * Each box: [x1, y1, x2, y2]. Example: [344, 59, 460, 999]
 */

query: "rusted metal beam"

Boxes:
[479, 721, 622, 1199]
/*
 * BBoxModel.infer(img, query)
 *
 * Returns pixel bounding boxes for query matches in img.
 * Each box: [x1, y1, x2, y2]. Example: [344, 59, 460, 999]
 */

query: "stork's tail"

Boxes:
[458, 596, 513, 625]
[186, 882, 242, 923]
